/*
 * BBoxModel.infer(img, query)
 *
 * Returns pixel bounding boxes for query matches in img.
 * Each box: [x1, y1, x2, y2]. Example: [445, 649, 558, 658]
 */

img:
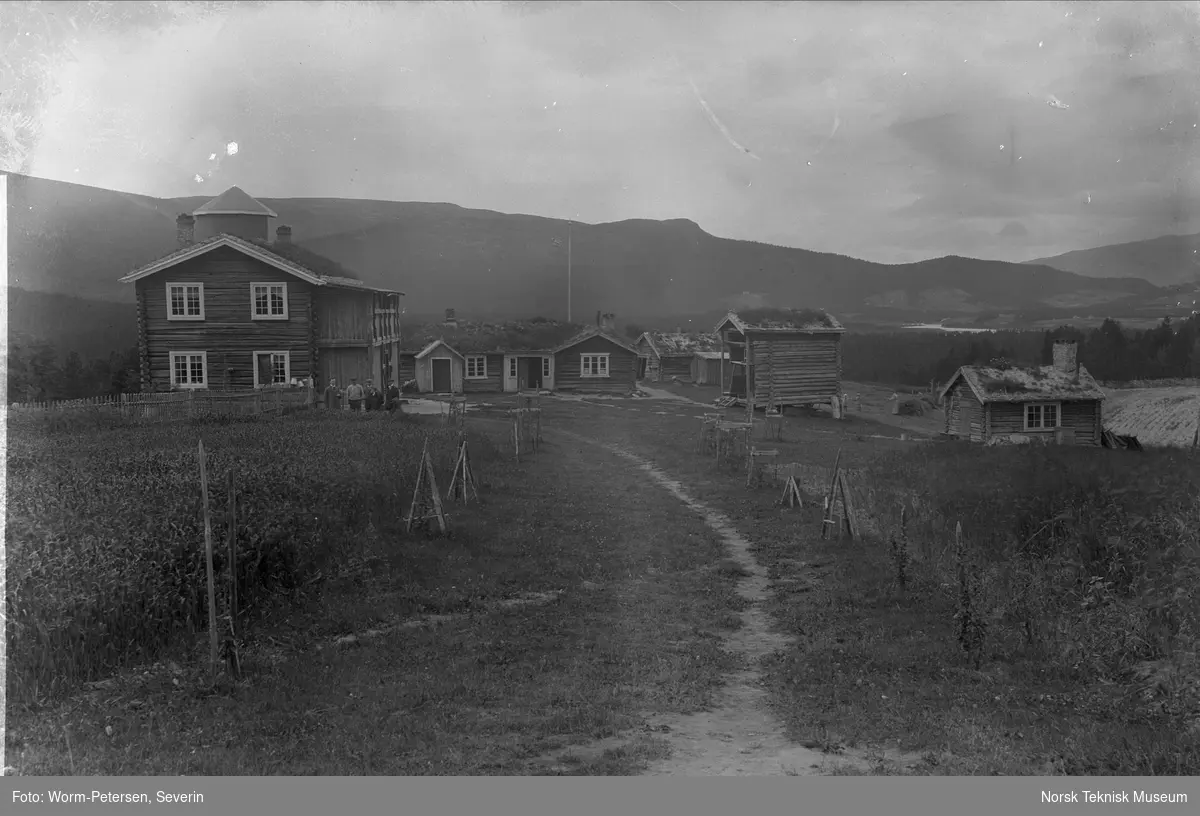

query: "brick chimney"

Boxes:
[1052, 340, 1078, 375]
[601, 313, 616, 331]
[176, 213, 195, 247]
[275, 225, 292, 245]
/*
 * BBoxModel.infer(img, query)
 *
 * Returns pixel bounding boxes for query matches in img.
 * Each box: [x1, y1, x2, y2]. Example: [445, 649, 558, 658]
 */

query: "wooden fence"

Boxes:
[8, 386, 318, 423]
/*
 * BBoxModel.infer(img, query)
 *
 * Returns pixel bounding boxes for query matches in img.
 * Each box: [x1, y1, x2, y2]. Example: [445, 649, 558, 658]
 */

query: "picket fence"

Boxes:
[8, 385, 318, 422]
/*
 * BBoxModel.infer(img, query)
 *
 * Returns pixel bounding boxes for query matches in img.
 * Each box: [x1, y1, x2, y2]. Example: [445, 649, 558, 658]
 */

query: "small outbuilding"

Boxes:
[691, 351, 728, 385]
[635, 331, 721, 382]
[937, 341, 1105, 446]
[410, 339, 465, 394]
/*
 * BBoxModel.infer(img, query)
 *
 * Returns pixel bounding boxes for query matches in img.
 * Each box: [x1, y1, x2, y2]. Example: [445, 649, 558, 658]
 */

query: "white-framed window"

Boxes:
[509, 357, 518, 378]
[253, 351, 291, 388]
[169, 351, 207, 389]
[466, 355, 488, 379]
[581, 353, 610, 378]
[542, 357, 551, 377]
[1024, 402, 1061, 431]
[251, 282, 288, 320]
[166, 282, 204, 321]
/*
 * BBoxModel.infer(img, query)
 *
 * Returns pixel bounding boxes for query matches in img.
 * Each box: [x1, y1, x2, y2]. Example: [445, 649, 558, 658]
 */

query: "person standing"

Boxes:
[323, 379, 342, 410]
[385, 380, 401, 412]
[346, 378, 365, 412]
[364, 379, 383, 411]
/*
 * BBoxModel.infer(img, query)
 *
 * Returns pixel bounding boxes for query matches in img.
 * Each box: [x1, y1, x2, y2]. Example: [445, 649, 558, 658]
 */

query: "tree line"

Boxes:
[7, 337, 139, 404]
[841, 315, 1200, 388]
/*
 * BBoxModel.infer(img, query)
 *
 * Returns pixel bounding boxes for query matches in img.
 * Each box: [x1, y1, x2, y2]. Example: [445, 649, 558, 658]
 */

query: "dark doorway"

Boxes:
[521, 357, 544, 390]
[432, 358, 452, 393]
[637, 356, 648, 379]
[256, 353, 275, 388]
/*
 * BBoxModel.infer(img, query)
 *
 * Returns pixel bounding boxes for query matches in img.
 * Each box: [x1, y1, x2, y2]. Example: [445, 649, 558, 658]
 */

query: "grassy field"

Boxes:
[7, 389, 1199, 775]
[5, 406, 744, 774]
[542, 394, 1200, 774]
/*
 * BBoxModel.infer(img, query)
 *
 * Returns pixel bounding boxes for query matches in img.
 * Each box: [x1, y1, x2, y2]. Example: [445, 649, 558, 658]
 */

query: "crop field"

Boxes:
[1104, 385, 1200, 447]
[6, 391, 1200, 776]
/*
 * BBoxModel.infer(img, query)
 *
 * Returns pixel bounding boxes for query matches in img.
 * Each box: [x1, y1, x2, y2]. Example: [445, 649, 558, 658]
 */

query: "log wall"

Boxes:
[748, 333, 841, 406]
[138, 247, 314, 391]
[987, 399, 1102, 446]
[554, 335, 637, 394]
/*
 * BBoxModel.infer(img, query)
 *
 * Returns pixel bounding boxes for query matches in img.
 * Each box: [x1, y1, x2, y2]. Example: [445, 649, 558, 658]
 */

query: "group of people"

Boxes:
[323, 377, 402, 412]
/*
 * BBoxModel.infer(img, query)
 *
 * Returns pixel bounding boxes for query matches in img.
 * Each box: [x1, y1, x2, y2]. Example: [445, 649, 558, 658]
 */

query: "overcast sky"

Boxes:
[5, 0, 1199, 263]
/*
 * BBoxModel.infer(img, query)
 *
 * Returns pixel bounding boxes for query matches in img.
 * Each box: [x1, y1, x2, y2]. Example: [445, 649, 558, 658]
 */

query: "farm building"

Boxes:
[405, 339, 466, 394]
[553, 323, 640, 394]
[715, 308, 846, 410]
[691, 351, 729, 385]
[396, 313, 638, 394]
[634, 331, 720, 382]
[118, 187, 404, 393]
[937, 341, 1105, 446]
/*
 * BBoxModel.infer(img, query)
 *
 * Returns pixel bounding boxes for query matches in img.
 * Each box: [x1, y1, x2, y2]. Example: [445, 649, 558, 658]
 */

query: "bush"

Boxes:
[5, 412, 502, 706]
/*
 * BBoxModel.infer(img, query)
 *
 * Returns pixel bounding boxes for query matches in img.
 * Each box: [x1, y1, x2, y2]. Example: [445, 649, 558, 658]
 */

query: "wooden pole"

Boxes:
[821, 447, 843, 541]
[226, 468, 238, 641]
[198, 440, 219, 682]
[745, 333, 756, 425]
[406, 438, 427, 532]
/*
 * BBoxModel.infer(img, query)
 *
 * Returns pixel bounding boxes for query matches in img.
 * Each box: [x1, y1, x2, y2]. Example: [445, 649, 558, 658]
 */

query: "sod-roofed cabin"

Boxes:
[396, 314, 636, 394]
[553, 323, 640, 394]
[634, 330, 720, 382]
[937, 341, 1104, 446]
[118, 186, 404, 393]
[715, 308, 845, 410]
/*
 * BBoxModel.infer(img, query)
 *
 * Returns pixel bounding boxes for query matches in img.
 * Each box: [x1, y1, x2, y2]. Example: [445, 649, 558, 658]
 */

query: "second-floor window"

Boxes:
[167, 283, 204, 321]
[252, 282, 288, 320]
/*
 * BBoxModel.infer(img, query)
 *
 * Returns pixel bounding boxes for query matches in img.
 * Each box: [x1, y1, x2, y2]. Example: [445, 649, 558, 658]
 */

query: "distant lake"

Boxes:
[901, 323, 997, 333]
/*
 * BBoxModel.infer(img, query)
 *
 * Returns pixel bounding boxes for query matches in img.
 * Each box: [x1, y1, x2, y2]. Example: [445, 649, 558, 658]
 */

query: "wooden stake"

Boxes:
[821, 448, 843, 541]
[198, 440, 218, 682]
[423, 445, 448, 534]
[512, 414, 521, 463]
[226, 467, 238, 641]
[780, 473, 803, 508]
[837, 470, 859, 540]
[405, 437, 448, 534]
[447, 437, 479, 502]
[405, 439, 429, 532]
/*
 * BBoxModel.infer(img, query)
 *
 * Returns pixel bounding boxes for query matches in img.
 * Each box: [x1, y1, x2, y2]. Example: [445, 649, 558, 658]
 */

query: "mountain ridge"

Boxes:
[4, 172, 1168, 336]
[1027, 232, 1200, 288]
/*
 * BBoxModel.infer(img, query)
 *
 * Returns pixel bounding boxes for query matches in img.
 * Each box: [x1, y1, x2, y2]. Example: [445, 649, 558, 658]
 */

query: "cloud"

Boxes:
[9, 0, 1200, 264]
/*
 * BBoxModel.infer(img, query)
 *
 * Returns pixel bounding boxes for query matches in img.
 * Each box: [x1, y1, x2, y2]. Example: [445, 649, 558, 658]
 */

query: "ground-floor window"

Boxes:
[254, 351, 290, 387]
[581, 353, 610, 377]
[170, 351, 207, 388]
[1024, 401, 1061, 430]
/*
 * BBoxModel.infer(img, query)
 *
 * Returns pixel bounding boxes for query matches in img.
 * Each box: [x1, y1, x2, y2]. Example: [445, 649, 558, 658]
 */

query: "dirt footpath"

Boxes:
[546, 430, 918, 776]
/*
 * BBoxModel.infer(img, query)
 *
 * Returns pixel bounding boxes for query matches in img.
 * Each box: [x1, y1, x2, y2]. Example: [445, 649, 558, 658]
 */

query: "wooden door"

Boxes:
[432, 358, 452, 393]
